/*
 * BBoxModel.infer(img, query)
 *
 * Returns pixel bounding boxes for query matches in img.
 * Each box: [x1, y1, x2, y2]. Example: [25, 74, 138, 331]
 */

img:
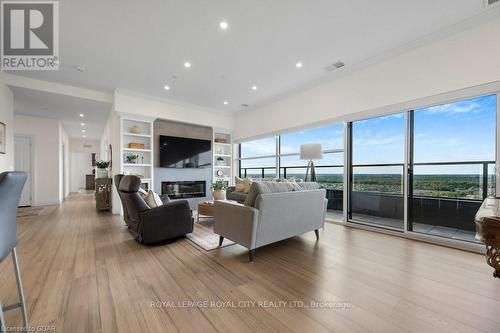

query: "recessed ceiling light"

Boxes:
[184, 62, 191, 68]
[219, 21, 228, 30]
[82, 135, 86, 138]
[296, 62, 303, 68]
[79, 114, 84, 118]
[223, 101, 229, 105]
[80, 122, 85, 126]
[164, 85, 170, 91]
[252, 85, 258, 91]
[82, 129, 86, 133]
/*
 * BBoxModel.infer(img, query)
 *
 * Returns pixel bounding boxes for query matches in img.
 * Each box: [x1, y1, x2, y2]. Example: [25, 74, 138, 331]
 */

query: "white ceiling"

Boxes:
[11, 87, 111, 140]
[10, 0, 498, 114]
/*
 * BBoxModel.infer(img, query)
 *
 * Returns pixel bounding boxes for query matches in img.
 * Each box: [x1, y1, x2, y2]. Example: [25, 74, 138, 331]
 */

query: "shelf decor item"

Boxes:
[129, 143, 145, 149]
[126, 155, 138, 164]
[216, 156, 225, 166]
[130, 125, 142, 134]
[214, 138, 227, 144]
[211, 180, 227, 201]
[95, 160, 111, 179]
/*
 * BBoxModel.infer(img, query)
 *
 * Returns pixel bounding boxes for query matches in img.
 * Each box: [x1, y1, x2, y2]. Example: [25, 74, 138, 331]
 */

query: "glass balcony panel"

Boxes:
[351, 165, 404, 230]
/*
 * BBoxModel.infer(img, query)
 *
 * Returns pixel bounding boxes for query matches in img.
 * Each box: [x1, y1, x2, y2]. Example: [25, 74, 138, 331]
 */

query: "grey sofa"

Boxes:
[214, 181, 327, 261]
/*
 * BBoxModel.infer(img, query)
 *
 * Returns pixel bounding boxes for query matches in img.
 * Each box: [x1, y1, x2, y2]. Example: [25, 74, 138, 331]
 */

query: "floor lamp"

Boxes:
[300, 144, 323, 182]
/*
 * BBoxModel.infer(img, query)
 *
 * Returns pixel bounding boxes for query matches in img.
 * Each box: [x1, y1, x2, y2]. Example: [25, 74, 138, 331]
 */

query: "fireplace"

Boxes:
[162, 181, 206, 199]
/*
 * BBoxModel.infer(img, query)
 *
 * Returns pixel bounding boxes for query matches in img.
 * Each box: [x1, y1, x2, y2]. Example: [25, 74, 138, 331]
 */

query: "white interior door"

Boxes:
[14, 136, 32, 207]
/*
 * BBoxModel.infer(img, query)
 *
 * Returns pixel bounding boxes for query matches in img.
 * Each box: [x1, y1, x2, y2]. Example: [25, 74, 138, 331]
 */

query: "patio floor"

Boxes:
[325, 210, 477, 243]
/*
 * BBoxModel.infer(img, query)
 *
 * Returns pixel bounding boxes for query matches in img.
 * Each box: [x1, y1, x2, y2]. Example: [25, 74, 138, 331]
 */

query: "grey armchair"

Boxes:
[0, 172, 29, 331]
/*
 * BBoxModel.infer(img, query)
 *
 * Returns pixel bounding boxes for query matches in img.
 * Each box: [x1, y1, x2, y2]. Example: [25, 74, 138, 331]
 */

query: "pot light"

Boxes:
[82, 129, 86, 133]
[219, 21, 228, 30]
[252, 85, 258, 91]
[223, 101, 229, 105]
[79, 114, 84, 118]
[296, 62, 303, 68]
[82, 135, 86, 138]
[184, 62, 191, 68]
[164, 85, 170, 91]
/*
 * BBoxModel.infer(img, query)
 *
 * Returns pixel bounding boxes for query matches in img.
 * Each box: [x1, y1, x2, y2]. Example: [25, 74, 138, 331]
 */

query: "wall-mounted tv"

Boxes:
[159, 135, 212, 168]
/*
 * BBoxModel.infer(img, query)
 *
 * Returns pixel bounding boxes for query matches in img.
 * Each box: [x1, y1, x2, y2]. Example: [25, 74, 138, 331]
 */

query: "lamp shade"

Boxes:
[300, 144, 323, 160]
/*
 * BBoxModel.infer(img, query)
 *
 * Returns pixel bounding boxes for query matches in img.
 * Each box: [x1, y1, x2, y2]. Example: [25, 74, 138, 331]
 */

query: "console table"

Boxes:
[95, 178, 112, 211]
[475, 198, 500, 278]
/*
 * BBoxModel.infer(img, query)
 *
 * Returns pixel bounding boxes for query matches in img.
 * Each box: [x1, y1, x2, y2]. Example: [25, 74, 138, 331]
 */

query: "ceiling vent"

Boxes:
[83, 144, 93, 148]
[485, 0, 500, 6]
[325, 61, 345, 72]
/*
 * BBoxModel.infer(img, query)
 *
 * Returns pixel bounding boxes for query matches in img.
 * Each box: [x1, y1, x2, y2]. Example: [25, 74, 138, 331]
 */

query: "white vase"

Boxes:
[96, 168, 108, 179]
[212, 190, 226, 201]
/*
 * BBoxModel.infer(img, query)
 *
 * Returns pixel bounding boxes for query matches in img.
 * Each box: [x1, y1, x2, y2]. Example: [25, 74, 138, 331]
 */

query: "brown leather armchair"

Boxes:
[114, 175, 193, 244]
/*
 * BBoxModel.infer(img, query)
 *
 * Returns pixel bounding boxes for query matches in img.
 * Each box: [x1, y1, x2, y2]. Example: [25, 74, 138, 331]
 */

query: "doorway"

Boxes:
[14, 135, 32, 207]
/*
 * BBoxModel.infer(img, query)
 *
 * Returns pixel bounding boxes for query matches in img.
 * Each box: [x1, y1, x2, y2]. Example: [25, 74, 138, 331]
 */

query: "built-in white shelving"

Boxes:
[120, 117, 154, 191]
[213, 130, 233, 185]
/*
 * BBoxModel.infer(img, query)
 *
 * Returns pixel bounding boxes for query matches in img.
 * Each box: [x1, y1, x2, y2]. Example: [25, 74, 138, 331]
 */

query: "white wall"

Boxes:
[114, 91, 234, 129]
[14, 115, 60, 205]
[59, 124, 70, 200]
[100, 111, 122, 214]
[234, 16, 500, 141]
[70, 152, 92, 192]
[0, 72, 14, 172]
[68, 138, 99, 193]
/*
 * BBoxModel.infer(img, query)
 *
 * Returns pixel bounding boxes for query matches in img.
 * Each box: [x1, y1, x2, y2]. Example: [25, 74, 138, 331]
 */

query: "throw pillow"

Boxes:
[145, 190, 163, 208]
[235, 176, 252, 193]
[138, 188, 148, 200]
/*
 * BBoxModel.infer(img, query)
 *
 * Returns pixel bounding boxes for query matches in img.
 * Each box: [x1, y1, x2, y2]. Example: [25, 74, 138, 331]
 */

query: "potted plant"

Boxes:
[211, 180, 227, 201]
[95, 160, 111, 178]
[126, 154, 138, 164]
[216, 156, 225, 166]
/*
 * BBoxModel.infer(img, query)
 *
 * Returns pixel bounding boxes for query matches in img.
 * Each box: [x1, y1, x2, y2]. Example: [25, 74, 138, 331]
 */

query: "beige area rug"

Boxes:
[186, 217, 235, 251]
[17, 205, 57, 218]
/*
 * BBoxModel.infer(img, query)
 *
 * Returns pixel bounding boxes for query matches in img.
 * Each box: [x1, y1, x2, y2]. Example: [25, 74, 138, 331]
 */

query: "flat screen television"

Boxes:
[159, 135, 212, 168]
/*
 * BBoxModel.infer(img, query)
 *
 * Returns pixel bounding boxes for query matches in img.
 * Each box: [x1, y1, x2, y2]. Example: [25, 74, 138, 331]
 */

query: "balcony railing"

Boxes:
[240, 161, 496, 237]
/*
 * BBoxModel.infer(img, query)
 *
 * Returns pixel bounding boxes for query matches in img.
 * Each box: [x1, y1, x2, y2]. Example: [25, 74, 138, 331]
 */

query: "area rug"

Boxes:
[17, 205, 57, 218]
[186, 218, 235, 251]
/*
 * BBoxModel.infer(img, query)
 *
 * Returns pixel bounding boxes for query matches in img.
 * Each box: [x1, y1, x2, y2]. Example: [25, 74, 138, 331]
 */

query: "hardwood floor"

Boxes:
[1, 193, 499, 333]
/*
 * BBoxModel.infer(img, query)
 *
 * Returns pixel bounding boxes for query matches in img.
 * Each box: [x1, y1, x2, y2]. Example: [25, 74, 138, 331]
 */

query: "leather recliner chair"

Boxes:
[114, 175, 193, 244]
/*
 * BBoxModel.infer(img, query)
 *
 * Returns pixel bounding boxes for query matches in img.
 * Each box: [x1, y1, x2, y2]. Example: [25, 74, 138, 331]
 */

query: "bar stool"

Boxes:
[0, 172, 28, 332]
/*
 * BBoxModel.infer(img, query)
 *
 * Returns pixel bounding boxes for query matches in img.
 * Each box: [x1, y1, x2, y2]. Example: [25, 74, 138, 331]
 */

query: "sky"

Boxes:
[240, 94, 497, 175]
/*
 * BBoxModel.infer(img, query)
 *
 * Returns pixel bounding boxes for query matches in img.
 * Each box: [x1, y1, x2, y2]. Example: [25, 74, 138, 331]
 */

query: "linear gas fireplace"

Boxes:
[162, 181, 206, 199]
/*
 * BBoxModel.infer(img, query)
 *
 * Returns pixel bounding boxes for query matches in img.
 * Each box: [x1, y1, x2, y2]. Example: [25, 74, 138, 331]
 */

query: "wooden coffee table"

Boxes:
[197, 201, 215, 222]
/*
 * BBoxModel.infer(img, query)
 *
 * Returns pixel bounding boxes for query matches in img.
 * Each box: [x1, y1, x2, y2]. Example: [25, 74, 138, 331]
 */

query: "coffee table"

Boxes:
[197, 201, 214, 222]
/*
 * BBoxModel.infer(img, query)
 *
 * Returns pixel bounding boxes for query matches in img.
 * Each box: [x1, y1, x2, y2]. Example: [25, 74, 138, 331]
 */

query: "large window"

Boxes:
[239, 136, 277, 180]
[238, 91, 498, 246]
[238, 123, 345, 220]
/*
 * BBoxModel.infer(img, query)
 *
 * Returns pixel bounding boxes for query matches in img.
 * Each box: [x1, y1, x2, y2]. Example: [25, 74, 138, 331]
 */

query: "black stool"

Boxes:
[0, 172, 28, 332]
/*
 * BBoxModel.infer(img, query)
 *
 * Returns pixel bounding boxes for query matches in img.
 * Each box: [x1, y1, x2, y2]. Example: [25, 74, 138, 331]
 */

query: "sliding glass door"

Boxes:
[349, 113, 406, 230]
[347, 93, 497, 243]
[408, 95, 497, 242]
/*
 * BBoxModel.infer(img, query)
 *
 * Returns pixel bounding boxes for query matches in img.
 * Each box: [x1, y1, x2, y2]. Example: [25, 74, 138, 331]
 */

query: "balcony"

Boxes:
[241, 161, 495, 243]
